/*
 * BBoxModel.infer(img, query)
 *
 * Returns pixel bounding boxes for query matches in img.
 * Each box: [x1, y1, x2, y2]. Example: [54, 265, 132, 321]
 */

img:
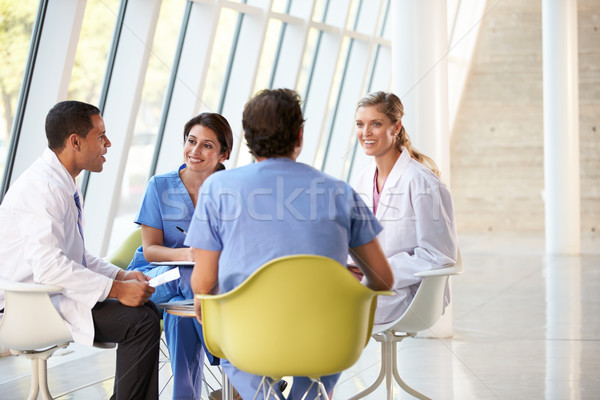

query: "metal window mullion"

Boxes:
[0, 0, 49, 202]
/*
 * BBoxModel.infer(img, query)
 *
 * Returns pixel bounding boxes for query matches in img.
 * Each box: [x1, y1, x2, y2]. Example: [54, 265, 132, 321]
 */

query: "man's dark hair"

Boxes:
[45, 101, 101, 150]
[242, 88, 305, 158]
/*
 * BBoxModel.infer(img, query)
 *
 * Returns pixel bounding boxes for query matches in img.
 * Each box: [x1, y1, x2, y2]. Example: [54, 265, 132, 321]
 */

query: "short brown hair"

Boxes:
[242, 88, 305, 158]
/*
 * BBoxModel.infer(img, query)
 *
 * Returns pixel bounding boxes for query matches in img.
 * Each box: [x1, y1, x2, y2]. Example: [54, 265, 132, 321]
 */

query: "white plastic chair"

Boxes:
[0, 277, 73, 400]
[349, 252, 464, 400]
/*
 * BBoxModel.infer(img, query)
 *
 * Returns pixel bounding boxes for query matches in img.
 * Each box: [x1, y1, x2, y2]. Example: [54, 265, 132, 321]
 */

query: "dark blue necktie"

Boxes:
[74, 192, 87, 267]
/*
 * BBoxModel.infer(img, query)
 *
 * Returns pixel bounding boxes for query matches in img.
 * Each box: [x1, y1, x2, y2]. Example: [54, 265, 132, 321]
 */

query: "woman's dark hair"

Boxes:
[242, 88, 305, 158]
[45, 101, 101, 150]
[183, 113, 233, 171]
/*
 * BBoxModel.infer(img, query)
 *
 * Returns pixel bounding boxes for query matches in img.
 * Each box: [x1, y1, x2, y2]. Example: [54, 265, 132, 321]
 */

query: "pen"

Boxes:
[176, 226, 187, 235]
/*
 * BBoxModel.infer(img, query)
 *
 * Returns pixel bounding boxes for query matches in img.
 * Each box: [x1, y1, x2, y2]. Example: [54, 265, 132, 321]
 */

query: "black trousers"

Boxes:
[92, 299, 160, 400]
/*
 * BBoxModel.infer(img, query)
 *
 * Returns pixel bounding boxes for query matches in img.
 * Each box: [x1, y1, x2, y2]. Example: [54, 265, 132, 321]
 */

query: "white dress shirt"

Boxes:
[352, 148, 458, 324]
[0, 148, 120, 345]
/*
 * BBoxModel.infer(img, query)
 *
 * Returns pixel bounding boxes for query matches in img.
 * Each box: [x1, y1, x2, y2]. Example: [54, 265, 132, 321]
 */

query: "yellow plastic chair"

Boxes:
[198, 254, 393, 399]
[106, 228, 142, 269]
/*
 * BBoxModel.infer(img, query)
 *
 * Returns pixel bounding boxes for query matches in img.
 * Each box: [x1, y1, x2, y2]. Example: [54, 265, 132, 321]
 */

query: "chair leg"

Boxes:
[203, 363, 221, 394]
[299, 380, 317, 400]
[27, 358, 40, 400]
[14, 344, 68, 400]
[266, 379, 284, 400]
[317, 379, 329, 399]
[253, 376, 267, 400]
[222, 369, 238, 400]
[385, 339, 394, 400]
[159, 335, 170, 361]
[390, 337, 431, 400]
[348, 334, 390, 400]
[38, 358, 54, 400]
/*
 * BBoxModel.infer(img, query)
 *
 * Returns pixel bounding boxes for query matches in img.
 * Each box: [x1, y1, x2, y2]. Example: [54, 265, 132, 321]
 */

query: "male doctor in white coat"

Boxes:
[0, 101, 160, 400]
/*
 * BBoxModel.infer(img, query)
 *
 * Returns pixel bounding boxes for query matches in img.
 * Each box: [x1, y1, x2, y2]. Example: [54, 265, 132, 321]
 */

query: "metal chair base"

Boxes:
[252, 377, 328, 400]
[349, 331, 430, 400]
[11, 342, 71, 400]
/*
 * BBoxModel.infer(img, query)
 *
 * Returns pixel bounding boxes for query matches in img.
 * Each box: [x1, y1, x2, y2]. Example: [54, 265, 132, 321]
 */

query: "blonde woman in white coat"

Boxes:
[351, 91, 458, 325]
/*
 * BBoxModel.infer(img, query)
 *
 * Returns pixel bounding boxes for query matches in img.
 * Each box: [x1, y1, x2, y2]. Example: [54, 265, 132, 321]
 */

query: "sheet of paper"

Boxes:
[149, 267, 181, 288]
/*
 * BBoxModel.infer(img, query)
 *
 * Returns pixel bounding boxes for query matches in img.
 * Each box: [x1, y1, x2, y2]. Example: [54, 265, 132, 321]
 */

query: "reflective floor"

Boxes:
[1, 233, 598, 399]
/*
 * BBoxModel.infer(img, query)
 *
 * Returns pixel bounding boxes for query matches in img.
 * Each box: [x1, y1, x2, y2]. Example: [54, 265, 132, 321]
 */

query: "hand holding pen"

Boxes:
[176, 227, 194, 261]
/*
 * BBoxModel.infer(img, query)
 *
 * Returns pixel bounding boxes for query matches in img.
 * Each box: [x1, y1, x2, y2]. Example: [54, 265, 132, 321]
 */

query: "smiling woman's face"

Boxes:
[183, 124, 224, 173]
[355, 105, 400, 160]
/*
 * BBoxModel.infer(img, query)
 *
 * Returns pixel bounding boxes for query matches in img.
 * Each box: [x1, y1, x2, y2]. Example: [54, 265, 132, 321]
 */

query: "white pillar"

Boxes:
[391, 0, 450, 182]
[542, 0, 580, 255]
[545, 256, 582, 400]
[391, 0, 453, 338]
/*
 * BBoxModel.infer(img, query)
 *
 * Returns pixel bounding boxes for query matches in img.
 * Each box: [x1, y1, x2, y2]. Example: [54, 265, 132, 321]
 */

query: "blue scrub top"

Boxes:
[185, 158, 383, 293]
[128, 165, 194, 273]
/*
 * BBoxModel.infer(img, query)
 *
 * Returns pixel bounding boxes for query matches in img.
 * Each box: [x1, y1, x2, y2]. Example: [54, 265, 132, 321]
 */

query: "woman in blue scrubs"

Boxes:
[127, 112, 233, 399]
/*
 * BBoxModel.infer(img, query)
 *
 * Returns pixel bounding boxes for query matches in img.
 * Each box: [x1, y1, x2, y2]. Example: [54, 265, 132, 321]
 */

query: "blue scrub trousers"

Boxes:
[146, 266, 219, 399]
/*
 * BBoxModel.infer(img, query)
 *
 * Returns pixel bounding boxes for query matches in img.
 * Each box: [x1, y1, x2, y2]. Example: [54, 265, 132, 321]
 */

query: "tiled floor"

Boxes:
[1, 233, 599, 399]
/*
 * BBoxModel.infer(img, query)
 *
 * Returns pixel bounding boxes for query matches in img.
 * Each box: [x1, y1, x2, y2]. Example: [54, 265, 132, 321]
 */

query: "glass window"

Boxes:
[271, 0, 291, 14]
[296, 27, 319, 99]
[0, 0, 38, 180]
[380, 0, 391, 39]
[316, 36, 350, 168]
[109, 0, 186, 253]
[312, 0, 328, 23]
[253, 18, 283, 93]
[68, 0, 119, 104]
[202, 8, 238, 112]
[345, 0, 361, 31]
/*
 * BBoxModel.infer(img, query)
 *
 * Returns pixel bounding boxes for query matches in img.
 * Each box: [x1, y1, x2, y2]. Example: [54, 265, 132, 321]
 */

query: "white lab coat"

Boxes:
[352, 148, 458, 324]
[0, 148, 120, 345]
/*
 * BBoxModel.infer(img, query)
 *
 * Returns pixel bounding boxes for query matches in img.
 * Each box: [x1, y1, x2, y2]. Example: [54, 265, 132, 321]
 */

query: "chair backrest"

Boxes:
[107, 228, 142, 269]
[199, 255, 392, 379]
[0, 277, 72, 351]
[391, 274, 451, 333]
[388, 250, 465, 334]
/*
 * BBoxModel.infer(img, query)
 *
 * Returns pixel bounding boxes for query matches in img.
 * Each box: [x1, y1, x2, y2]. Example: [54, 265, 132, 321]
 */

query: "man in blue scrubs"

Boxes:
[185, 89, 393, 399]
